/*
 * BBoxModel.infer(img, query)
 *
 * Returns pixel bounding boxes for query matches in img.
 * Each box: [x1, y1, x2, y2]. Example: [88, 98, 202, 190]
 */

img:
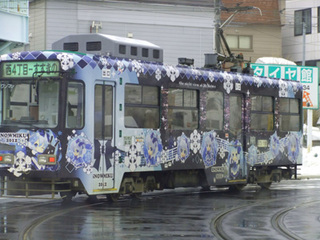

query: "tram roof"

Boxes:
[0, 50, 303, 94]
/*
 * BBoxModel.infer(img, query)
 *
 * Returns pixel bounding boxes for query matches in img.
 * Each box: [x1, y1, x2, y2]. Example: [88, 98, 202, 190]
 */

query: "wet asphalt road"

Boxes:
[1, 179, 320, 240]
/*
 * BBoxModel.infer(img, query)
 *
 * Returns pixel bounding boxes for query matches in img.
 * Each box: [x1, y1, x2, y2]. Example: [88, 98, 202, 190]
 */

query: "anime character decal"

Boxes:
[201, 131, 218, 167]
[287, 132, 301, 163]
[176, 133, 190, 163]
[247, 132, 302, 166]
[66, 132, 93, 173]
[0, 129, 62, 177]
[143, 130, 163, 166]
[228, 140, 244, 179]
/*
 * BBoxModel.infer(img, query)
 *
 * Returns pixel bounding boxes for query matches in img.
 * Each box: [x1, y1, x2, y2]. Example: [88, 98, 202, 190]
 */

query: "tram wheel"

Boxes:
[229, 184, 246, 192]
[258, 182, 272, 189]
[107, 193, 120, 202]
[60, 191, 76, 202]
[131, 193, 142, 199]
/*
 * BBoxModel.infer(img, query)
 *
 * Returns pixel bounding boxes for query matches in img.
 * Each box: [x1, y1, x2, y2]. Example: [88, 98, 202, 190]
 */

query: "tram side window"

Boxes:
[125, 85, 159, 128]
[251, 95, 274, 131]
[206, 91, 223, 130]
[279, 98, 300, 131]
[66, 82, 84, 128]
[168, 88, 199, 130]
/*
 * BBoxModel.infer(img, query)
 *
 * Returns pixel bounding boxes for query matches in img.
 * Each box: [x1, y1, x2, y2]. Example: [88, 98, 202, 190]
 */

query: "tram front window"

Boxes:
[0, 79, 60, 128]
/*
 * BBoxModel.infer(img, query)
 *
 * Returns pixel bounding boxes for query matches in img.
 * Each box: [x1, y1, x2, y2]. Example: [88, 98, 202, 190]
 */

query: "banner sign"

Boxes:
[251, 63, 319, 109]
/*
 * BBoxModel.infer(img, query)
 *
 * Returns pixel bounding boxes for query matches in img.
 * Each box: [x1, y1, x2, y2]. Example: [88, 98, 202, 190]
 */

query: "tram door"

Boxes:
[94, 83, 115, 189]
[229, 94, 246, 179]
[229, 94, 243, 144]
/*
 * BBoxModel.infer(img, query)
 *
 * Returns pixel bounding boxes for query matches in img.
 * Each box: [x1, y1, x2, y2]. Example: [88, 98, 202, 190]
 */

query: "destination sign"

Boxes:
[0, 60, 60, 78]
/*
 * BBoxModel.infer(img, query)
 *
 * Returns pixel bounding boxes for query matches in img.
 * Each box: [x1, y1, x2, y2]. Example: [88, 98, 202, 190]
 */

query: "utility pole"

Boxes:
[213, 0, 221, 54]
[303, 22, 313, 152]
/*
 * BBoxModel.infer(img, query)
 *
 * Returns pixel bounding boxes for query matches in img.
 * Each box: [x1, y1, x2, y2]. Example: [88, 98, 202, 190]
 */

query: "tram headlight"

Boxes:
[38, 154, 56, 165]
[0, 154, 14, 164]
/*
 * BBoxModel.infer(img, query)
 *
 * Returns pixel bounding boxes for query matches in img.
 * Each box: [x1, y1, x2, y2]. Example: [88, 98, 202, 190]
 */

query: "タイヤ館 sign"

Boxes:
[251, 63, 319, 109]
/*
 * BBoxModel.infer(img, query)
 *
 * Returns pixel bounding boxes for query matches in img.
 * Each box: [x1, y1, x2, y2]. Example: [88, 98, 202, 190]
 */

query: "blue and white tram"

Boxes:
[0, 34, 303, 200]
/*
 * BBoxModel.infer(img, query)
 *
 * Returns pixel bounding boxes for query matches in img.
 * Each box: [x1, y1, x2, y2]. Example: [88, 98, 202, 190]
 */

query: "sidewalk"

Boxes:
[298, 147, 320, 179]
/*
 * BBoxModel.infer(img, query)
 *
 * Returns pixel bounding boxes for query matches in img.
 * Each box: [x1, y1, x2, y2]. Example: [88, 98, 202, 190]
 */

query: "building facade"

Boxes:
[25, 0, 282, 68]
[282, 0, 320, 68]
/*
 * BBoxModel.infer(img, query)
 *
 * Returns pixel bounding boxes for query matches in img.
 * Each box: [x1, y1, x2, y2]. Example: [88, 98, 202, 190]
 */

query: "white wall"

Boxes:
[40, 0, 215, 67]
[282, 0, 320, 63]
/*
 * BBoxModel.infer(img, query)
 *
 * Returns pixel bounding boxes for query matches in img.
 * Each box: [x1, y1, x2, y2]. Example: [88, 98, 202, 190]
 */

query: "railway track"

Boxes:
[20, 200, 105, 240]
[271, 199, 320, 240]
[210, 195, 319, 240]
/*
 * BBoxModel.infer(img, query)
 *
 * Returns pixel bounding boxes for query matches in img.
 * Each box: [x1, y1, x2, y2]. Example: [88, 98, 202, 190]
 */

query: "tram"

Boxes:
[0, 34, 302, 200]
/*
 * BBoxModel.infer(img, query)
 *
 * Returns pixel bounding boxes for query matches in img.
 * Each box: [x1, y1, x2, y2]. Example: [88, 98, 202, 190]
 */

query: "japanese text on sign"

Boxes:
[0, 61, 60, 78]
[251, 63, 319, 109]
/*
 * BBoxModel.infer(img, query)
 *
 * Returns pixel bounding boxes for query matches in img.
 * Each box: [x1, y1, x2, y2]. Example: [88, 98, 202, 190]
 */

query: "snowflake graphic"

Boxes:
[279, 79, 288, 97]
[83, 164, 93, 174]
[190, 130, 201, 154]
[8, 151, 32, 177]
[12, 52, 21, 60]
[165, 66, 180, 82]
[57, 53, 75, 71]
[99, 57, 109, 68]
[192, 69, 201, 80]
[155, 68, 162, 81]
[131, 60, 143, 77]
[253, 76, 262, 88]
[208, 72, 215, 82]
[124, 142, 142, 171]
[222, 73, 233, 94]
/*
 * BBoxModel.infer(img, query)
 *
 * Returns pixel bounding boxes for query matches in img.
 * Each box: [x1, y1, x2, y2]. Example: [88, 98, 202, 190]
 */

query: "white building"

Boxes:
[28, 0, 216, 67]
[282, 0, 320, 68]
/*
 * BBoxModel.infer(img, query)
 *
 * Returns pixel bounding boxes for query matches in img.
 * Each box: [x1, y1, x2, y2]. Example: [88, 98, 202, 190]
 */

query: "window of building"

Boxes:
[250, 95, 274, 131]
[226, 35, 252, 50]
[206, 91, 223, 130]
[279, 98, 300, 131]
[66, 82, 84, 129]
[168, 88, 198, 130]
[125, 84, 159, 128]
[294, 8, 311, 36]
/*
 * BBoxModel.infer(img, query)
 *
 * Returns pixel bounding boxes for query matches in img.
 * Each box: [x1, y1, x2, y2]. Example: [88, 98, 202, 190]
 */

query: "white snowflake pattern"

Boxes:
[222, 73, 233, 94]
[165, 66, 180, 82]
[124, 141, 142, 171]
[190, 130, 201, 154]
[12, 52, 21, 60]
[279, 79, 288, 97]
[8, 151, 32, 177]
[236, 73, 243, 83]
[131, 60, 143, 77]
[208, 72, 215, 82]
[83, 164, 93, 174]
[57, 53, 75, 71]
[99, 57, 109, 68]
[218, 147, 226, 159]
[192, 69, 201, 80]
[155, 68, 162, 81]
[253, 76, 262, 88]
[112, 150, 120, 165]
